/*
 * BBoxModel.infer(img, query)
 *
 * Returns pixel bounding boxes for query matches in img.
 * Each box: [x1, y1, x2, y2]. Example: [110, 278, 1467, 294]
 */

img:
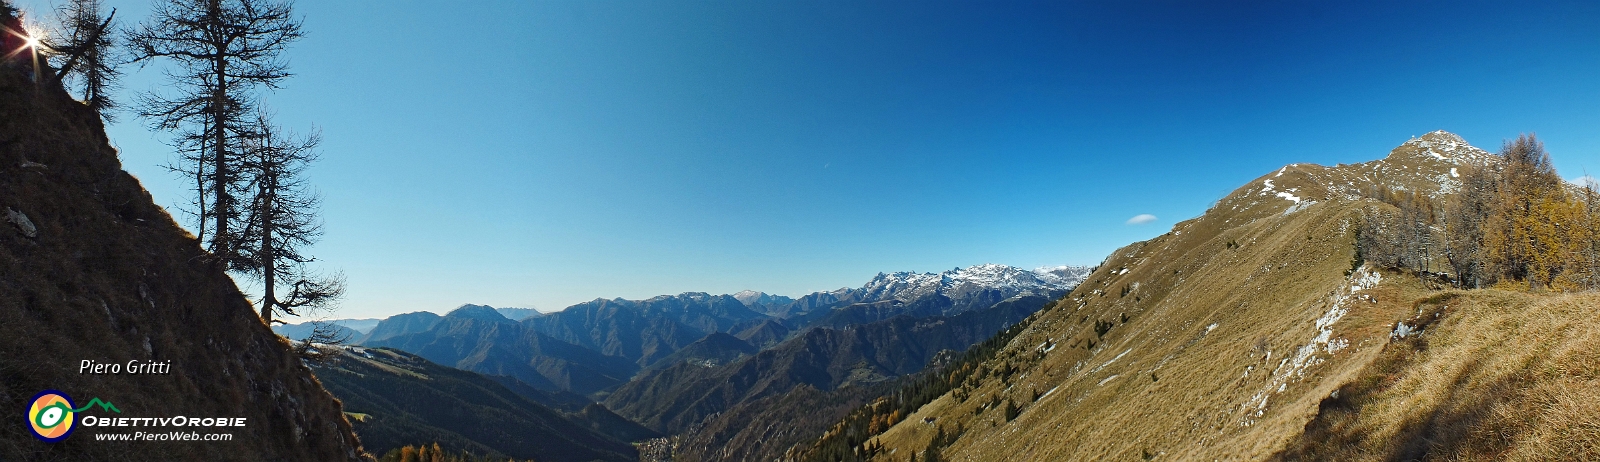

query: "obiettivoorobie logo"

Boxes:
[27, 389, 121, 443]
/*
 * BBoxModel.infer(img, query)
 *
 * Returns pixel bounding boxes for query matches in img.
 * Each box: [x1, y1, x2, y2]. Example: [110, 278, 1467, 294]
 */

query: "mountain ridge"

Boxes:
[605, 292, 1061, 434]
[363, 314, 639, 396]
[841, 131, 1600, 461]
[347, 263, 1085, 399]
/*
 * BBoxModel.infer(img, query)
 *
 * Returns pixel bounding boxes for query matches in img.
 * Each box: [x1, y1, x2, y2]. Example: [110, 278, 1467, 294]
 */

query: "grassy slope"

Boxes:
[1274, 290, 1600, 461]
[865, 133, 1583, 461]
[875, 201, 1390, 461]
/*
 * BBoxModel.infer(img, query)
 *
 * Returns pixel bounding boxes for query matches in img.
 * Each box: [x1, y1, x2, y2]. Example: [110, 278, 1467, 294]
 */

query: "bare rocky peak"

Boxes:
[1388, 130, 1497, 166]
[1207, 131, 1500, 226]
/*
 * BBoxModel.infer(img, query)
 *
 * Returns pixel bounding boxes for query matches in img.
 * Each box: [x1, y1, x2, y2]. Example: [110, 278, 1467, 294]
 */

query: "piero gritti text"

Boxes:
[79, 359, 172, 375]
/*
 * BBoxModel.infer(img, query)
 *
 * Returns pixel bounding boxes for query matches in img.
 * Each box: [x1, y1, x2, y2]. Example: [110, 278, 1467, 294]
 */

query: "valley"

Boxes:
[277, 264, 1089, 460]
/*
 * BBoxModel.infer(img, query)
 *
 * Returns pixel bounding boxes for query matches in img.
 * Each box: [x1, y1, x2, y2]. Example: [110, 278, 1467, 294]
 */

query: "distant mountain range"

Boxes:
[495, 307, 542, 320]
[604, 292, 1060, 434]
[362, 306, 640, 396]
[523, 292, 768, 367]
[732, 290, 796, 317]
[294, 262, 1087, 458]
[273, 306, 541, 341]
[271, 318, 380, 341]
[272, 322, 362, 342]
[307, 264, 1088, 400]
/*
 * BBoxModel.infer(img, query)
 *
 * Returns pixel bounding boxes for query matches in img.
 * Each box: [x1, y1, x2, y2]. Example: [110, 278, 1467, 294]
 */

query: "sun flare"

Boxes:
[21, 23, 45, 52]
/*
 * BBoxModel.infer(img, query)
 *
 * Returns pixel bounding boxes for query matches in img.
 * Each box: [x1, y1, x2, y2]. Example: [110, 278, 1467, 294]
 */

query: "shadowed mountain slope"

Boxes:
[733, 319, 792, 349]
[644, 332, 758, 371]
[360, 311, 442, 344]
[522, 293, 766, 367]
[363, 307, 638, 396]
[313, 347, 636, 462]
[0, 60, 362, 459]
[604, 293, 1056, 435]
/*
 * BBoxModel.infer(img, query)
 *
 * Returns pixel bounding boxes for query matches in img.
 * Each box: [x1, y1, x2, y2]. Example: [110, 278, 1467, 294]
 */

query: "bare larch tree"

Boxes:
[46, 0, 121, 117]
[127, 0, 302, 264]
[236, 112, 341, 325]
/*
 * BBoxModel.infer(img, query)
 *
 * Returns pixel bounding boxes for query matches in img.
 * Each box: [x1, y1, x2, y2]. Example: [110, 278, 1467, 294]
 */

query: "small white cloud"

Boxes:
[1569, 175, 1599, 190]
[1126, 214, 1157, 225]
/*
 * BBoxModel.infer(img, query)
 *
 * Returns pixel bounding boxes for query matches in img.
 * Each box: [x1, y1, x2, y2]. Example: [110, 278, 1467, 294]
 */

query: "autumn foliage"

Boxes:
[1363, 134, 1600, 291]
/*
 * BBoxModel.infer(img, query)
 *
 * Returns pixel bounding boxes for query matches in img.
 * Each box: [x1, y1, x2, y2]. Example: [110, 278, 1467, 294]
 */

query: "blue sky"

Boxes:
[14, 1, 1600, 319]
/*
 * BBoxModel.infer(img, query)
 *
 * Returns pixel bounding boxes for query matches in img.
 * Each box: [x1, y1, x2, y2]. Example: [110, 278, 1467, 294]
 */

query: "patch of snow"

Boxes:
[1327, 338, 1349, 354]
[1097, 375, 1120, 386]
[1089, 348, 1133, 374]
[1239, 266, 1381, 425]
[1450, 167, 1459, 178]
[1391, 322, 1417, 340]
[1040, 385, 1061, 399]
[1246, 392, 1270, 419]
[1275, 191, 1302, 203]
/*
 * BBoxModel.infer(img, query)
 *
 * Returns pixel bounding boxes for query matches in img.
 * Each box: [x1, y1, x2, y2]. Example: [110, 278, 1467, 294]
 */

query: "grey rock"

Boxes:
[6, 207, 37, 238]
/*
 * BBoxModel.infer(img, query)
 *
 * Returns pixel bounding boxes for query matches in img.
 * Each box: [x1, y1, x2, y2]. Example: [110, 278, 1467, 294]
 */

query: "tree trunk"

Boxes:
[259, 167, 276, 323]
[195, 124, 208, 243]
[209, 0, 230, 260]
[211, 73, 228, 259]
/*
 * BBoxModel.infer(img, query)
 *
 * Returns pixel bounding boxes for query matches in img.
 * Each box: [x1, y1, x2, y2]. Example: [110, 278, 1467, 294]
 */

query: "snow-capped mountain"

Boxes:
[856, 263, 1089, 304]
[731, 290, 798, 317]
[732, 263, 1090, 318]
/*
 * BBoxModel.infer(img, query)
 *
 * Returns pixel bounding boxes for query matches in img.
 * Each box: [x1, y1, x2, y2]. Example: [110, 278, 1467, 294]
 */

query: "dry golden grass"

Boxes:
[870, 180, 1415, 461]
[1275, 291, 1600, 461]
[864, 133, 1592, 462]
